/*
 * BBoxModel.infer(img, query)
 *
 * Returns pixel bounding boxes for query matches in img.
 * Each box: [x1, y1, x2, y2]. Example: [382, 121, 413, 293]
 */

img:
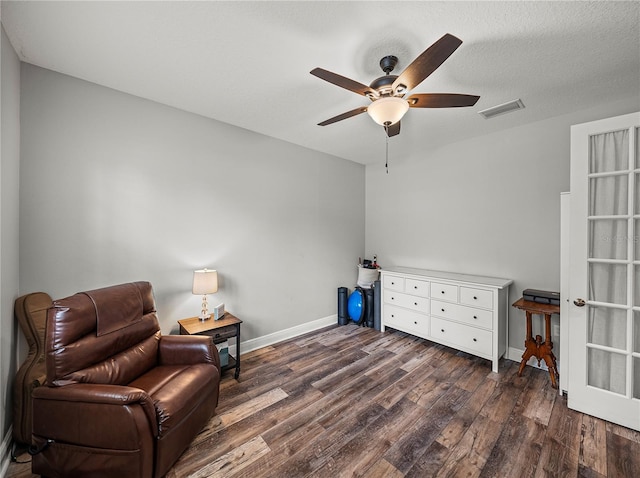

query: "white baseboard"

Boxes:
[228, 314, 337, 357]
[0, 426, 13, 478]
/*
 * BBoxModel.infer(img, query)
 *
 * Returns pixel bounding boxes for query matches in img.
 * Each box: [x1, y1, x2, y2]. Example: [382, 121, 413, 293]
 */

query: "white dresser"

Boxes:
[380, 267, 512, 373]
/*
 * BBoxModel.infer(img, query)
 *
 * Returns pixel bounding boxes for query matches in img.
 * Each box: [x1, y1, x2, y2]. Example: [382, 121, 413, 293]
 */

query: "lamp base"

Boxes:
[198, 294, 210, 321]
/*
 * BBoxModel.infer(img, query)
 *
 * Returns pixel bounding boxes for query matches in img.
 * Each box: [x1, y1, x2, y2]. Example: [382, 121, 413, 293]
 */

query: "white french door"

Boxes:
[568, 111, 640, 430]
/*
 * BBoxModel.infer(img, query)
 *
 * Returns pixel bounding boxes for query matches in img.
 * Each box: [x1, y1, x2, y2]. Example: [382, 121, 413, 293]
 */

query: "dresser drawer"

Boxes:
[385, 291, 429, 313]
[460, 287, 493, 309]
[384, 305, 428, 336]
[405, 278, 430, 298]
[431, 300, 493, 330]
[430, 282, 458, 302]
[431, 317, 492, 357]
[383, 275, 405, 292]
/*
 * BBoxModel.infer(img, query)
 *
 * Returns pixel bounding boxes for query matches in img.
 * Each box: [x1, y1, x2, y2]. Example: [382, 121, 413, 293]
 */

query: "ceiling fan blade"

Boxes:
[318, 106, 368, 126]
[392, 34, 463, 92]
[385, 122, 401, 137]
[311, 68, 375, 97]
[407, 93, 480, 108]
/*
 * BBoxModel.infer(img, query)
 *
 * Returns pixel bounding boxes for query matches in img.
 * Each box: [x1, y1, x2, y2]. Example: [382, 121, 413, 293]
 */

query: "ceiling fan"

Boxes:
[311, 33, 480, 137]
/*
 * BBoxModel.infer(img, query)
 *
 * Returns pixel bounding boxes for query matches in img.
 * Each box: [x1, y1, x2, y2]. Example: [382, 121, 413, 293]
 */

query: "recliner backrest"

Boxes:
[46, 281, 161, 387]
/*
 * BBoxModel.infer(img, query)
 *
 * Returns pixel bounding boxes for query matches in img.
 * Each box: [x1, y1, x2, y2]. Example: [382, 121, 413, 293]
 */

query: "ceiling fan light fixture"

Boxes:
[367, 97, 409, 126]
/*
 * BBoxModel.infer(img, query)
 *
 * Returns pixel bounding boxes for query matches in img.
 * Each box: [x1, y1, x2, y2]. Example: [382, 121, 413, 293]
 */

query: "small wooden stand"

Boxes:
[178, 313, 242, 379]
[512, 298, 560, 388]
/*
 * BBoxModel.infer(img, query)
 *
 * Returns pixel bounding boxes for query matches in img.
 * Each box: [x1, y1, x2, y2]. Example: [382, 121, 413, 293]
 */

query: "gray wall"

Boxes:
[365, 98, 639, 354]
[1, 25, 21, 439]
[19, 64, 365, 339]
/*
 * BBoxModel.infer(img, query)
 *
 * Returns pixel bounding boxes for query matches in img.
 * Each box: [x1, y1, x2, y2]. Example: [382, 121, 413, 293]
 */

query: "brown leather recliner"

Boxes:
[31, 281, 221, 478]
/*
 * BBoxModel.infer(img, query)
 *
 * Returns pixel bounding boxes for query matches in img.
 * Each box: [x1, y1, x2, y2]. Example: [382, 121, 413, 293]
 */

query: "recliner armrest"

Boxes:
[158, 335, 220, 371]
[33, 383, 158, 446]
[33, 382, 152, 404]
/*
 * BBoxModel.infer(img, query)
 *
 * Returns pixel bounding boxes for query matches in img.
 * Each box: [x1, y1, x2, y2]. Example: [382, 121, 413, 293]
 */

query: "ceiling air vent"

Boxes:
[478, 99, 525, 119]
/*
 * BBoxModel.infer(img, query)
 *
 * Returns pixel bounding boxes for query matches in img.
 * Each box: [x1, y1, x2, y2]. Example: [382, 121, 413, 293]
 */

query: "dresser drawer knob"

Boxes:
[473, 296, 478, 300]
[414, 286, 418, 289]
[473, 315, 478, 319]
[441, 291, 445, 294]
[414, 321, 417, 325]
[414, 302, 418, 306]
[391, 314, 395, 318]
[441, 308, 445, 312]
[473, 338, 477, 342]
[441, 328, 445, 332]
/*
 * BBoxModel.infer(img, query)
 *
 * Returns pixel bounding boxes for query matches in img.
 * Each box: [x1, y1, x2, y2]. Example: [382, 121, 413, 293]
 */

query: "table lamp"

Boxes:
[192, 269, 218, 320]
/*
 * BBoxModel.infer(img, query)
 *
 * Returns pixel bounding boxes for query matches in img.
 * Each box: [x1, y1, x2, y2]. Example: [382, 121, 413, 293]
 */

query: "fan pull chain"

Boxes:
[384, 124, 389, 174]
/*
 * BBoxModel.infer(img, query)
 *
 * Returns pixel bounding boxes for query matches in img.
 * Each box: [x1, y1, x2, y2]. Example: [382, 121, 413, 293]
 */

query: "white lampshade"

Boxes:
[366, 96, 409, 126]
[192, 269, 218, 295]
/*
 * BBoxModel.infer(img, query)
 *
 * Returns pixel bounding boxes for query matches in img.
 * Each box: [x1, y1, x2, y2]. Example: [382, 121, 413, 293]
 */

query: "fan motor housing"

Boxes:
[370, 55, 400, 95]
[369, 74, 397, 94]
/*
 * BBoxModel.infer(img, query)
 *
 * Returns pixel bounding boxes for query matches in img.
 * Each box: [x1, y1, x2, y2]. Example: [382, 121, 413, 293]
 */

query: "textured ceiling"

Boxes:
[2, 1, 639, 165]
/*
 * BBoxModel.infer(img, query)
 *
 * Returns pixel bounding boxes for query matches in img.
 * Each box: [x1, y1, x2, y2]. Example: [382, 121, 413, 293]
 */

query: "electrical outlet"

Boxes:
[553, 324, 560, 337]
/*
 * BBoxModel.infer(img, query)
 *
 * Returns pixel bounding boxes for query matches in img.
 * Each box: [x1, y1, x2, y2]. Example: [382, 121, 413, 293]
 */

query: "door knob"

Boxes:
[574, 298, 586, 307]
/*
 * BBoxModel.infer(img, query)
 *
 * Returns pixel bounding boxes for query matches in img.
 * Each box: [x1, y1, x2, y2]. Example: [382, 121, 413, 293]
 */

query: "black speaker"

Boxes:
[373, 280, 381, 331]
[337, 287, 349, 325]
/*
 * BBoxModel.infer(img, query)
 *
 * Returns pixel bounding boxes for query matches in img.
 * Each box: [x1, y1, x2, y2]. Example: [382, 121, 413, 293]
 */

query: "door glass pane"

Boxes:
[588, 348, 626, 394]
[634, 219, 640, 259]
[635, 311, 640, 353]
[636, 127, 640, 169]
[589, 263, 627, 304]
[635, 173, 640, 214]
[589, 219, 628, 259]
[588, 306, 627, 350]
[635, 266, 640, 307]
[589, 175, 628, 216]
[590, 130, 629, 173]
[634, 357, 640, 399]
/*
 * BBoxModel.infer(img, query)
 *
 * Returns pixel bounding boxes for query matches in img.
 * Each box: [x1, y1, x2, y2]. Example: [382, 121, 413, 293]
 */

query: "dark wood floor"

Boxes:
[8, 324, 640, 477]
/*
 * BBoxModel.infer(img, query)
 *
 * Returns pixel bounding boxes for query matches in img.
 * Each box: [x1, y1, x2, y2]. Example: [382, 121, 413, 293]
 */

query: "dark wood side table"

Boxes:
[512, 298, 560, 388]
[178, 313, 242, 379]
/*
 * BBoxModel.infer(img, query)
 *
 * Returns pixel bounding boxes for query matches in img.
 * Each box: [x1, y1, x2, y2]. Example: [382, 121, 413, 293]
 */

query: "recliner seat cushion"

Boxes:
[129, 363, 218, 438]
